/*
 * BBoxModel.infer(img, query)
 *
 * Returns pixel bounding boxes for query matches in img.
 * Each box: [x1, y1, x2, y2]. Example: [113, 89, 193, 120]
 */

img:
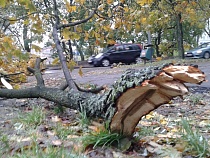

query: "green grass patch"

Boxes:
[15, 106, 45, 129]
[181, 119, 210, 158]
[81, 129, 125, 149]
[77, 104, 90, 128]
[53, 123, 75, 140]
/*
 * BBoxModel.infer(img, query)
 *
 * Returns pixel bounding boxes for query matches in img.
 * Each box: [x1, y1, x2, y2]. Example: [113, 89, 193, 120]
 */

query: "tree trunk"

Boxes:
[176, 13, 185, 59]
[155, 29, 162, 57]
[23, 24, 31, 53]
[52, 0, 76, 90]
[0, 59, 206, 136]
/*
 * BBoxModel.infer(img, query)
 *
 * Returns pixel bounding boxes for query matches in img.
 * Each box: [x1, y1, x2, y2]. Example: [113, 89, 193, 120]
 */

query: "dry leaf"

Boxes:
[67, 135, 79, 139]
[52, 140, 62, 146]
[51, 115, 62, 122]
[78, 66, 83, 77]
[47, 130, 56, 136]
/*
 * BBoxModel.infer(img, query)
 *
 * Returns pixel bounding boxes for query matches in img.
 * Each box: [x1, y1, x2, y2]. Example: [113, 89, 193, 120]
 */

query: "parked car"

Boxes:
[185, 42, 210, 59]
[88, 43, 142, 67]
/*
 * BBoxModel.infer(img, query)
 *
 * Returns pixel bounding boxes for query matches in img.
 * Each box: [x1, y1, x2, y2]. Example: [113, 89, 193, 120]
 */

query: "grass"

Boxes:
[15, 106, 45, 129]
[135, 126, 156, 138]
[53, 123, 75, 140]
[180, 119, 210, 158]
[186, 93, 203, 106]
[77, 103, 90, 128]
[81, 129, 125, 149]
[0, 134, 10, 154]
[10, 142, 86, 158]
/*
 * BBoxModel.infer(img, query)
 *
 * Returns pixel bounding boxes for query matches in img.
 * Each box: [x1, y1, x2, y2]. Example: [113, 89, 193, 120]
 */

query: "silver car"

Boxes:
[185, 42, 210, 59]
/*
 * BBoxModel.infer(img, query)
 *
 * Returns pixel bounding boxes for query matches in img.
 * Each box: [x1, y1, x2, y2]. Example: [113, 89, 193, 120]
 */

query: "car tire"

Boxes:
[204, 52, 210, 59]
[101, 59, 110, 67]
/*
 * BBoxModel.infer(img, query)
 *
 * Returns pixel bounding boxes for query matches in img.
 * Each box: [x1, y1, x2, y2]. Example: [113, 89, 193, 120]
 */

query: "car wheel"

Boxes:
[204, 52, 210, 59]
[135, 57, 142, 64]
[101, 59, 110, 67]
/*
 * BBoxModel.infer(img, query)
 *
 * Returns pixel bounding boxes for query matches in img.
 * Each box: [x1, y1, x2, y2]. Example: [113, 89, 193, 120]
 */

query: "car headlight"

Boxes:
[196, 50, 202, 54]
[184, 52, 187, 55]
[95, 53, 103, 59]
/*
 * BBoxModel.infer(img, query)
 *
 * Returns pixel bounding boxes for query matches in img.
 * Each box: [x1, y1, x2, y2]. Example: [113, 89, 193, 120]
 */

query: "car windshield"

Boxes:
[101, 46, 115, 53]
[198, 43, 210, 48]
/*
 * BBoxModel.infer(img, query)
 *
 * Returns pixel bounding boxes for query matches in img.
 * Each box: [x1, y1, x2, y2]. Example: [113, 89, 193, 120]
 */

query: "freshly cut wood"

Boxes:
[110, 64, 206, 135]
[0, 62, 206, 136]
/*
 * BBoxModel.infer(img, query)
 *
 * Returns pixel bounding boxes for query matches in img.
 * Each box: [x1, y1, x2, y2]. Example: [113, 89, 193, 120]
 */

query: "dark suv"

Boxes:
[88, 43, 142, 67]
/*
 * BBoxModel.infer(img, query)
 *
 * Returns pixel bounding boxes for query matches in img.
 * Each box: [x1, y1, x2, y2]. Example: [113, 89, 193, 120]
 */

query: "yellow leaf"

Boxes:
[23, 19, 29, 25]
[67, 60, 76, 71]
[9, 17, 16, 24]
[156, 57, 162, 61]
[124, 7, 129, 12]
[26, 1, 36, 12]
[145, 114, 154, 119]
[75, 0, 85, 4]
[78, 66, 83, 77]
[0, 0, 6, 7]
[135, 24, 141, 33]
[103, 25, 111, 32]
[141, 17, 147, 24]
[52, 58, 60, 65]
[137, 0, 153, 6]
[71, 32, 80, 40]
[107, 0, 113, 4]
[65, 0, 76, 12]
[107, 39, 116, 45]
[31, 44, 41, 52]
[160, 118, 167, 125]
[94, 32, 100, 38]
[62, 28, 71, 40]
[13, 84, 21, 90]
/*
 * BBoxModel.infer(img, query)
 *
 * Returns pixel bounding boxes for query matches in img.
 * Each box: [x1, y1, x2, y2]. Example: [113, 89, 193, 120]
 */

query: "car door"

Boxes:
[107, 45, 125, 63]
[122, 44, 138, 63]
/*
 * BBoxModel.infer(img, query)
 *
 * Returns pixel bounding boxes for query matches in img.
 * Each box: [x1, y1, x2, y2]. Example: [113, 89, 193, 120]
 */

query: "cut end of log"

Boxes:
[110, 64, 206, 136]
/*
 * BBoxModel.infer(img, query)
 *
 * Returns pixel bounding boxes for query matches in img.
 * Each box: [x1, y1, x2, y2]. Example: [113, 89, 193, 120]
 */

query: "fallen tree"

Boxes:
[0, 58, 206, 136]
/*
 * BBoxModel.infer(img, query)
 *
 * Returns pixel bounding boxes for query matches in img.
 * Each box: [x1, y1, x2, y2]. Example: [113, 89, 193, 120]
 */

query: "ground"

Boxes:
[0, 60, 210, 158]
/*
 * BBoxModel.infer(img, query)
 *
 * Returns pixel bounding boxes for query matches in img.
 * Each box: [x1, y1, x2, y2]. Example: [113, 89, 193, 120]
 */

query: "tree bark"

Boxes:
[0, 59, 206, 136]
[52, 0, 76, 90]
[154, 29, 162, 57]
[176, 13, 185, 59]
[23, 24, 31, 53]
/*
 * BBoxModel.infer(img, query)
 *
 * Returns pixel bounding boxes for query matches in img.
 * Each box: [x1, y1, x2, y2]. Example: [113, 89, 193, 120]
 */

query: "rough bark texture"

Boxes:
[0, 62, 206, 136]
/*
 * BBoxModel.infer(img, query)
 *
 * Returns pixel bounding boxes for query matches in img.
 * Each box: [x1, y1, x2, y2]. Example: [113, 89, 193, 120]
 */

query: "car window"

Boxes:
[102, 46, 115, 53]
[125, 45, 133, 50]
[115, 45, 124, 51]
[133, 45, 141, 50]
[199, 43, 210, 48]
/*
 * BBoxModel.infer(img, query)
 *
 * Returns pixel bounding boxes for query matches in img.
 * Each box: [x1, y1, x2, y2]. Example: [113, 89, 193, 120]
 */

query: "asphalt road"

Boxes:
[43, 61, 210, 88]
